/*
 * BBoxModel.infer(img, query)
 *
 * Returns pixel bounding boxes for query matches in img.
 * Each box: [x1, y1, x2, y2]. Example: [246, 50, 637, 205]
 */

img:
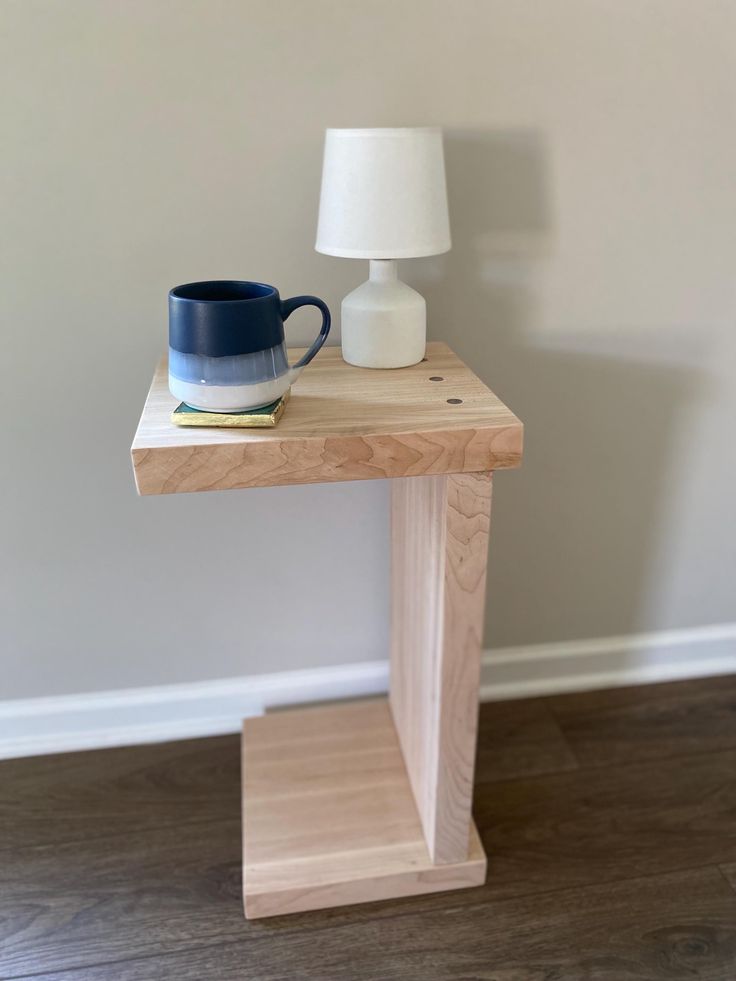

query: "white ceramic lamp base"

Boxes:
[341, 260, 426, 369]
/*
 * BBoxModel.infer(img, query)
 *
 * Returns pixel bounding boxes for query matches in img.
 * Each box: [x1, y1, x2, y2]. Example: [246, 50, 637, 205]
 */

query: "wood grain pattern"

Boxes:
[474, 697, 579, 783]
[550, 674, 736, 768]
[3, 676, 736, 980]
[131, 343, 523, 495]
[0, 819, 243, 977]
[721, 863, 736, 895]
[241, 698, 485, 918]
[0, 734, 240, 852]
[17, 868, 736, 981]
[474, 746, 736, 898]
[390, 472, 492, 864]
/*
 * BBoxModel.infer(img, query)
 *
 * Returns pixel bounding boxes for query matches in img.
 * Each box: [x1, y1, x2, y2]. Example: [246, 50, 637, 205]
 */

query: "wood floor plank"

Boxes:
[549, 674, 736, 768]
[0, 735, 241, 851]
[0, 820, 242, 978]
[721, 863, 736, 895]
[4, 680, 736, 979]
[0, 815, 481, 977]
[475, 697, 578, 782]
[16, 867, 736, 981]
[4, 739, 736, 976]
[0, 700, 580, 976]
[474, 746, 736, 898]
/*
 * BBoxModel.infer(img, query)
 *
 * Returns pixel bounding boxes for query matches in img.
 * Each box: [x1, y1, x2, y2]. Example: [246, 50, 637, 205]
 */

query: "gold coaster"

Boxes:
[171, 390, 290, 428]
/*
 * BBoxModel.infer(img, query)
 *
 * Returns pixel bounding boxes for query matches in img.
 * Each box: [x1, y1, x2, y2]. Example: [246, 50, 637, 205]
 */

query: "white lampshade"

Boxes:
[315, 127, 451, 259]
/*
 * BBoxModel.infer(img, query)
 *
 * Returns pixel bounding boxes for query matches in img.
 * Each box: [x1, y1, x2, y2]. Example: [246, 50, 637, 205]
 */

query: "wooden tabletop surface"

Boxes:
[131, 342, 523, 495]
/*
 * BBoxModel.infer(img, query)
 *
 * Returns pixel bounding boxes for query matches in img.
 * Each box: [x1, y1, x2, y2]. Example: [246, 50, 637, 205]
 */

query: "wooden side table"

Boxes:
[131, 342, 523, 918]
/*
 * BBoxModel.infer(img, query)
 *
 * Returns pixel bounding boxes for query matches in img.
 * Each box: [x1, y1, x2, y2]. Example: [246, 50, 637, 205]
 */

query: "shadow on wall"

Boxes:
[411, 130, 704, 648]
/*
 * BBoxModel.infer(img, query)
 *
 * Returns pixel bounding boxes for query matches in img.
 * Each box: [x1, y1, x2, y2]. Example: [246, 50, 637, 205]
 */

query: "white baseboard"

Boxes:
[1, 623, 735, 760]
[0, 661, 389, 761]
[479, 623, 736, 700]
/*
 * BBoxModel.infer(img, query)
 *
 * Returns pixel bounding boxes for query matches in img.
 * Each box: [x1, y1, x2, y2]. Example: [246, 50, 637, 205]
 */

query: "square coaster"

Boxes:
[171, 390, 290, 428]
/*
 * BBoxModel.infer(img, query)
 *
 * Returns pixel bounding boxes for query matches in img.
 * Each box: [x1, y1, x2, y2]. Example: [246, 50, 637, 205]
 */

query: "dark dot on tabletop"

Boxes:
[447, 398, 463, 404]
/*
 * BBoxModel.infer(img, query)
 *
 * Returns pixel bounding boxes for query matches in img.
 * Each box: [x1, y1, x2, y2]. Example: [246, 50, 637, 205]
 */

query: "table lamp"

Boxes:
[316, 127, 451, 368]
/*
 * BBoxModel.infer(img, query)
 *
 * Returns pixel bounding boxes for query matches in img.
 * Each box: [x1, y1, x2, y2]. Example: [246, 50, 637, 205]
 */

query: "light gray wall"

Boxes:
[3, 0, 735, 699]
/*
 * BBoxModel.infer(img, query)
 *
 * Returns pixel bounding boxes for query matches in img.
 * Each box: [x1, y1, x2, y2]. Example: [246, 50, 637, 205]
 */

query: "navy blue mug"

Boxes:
[168, 280, 331, 412]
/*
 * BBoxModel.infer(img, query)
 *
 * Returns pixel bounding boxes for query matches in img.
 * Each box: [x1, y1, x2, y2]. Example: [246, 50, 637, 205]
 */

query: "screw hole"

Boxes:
[447, 398, 463, 405]
[429, 376, 444, 382]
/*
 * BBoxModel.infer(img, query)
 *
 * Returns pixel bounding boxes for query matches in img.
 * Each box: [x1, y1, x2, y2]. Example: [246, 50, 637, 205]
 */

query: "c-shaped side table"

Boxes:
[131, 342, 523, 918]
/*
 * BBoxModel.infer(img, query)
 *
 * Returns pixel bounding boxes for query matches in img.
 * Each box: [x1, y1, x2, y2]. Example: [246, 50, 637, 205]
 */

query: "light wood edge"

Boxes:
[390, 472, 492, 865]
[434, 472, 492, 859]
[131, 429, 520, 495]
[243, 818, 486, 919]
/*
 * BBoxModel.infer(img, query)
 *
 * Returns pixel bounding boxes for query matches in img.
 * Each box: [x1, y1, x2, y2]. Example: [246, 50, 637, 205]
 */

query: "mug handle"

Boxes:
[281, 295, 331, 379]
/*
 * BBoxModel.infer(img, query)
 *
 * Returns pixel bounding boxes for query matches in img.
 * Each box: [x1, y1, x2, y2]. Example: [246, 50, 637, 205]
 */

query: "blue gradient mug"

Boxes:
[168, 281, 331, 412]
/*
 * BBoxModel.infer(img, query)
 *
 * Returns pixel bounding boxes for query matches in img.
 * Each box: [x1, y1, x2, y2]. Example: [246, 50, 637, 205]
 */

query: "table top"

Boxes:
[131, 342, 523, 495]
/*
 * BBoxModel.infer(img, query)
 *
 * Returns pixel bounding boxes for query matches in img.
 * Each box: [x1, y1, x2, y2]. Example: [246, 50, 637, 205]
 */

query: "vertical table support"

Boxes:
[390, 471, 493, 864]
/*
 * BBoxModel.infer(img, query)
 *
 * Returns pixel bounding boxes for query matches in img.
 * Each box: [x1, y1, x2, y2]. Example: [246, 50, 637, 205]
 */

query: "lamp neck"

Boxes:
[369, 259, 398, 283]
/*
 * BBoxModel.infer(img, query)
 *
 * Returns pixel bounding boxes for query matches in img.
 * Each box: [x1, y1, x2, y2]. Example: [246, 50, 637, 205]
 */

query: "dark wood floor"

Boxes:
[2, 675, 736, 980]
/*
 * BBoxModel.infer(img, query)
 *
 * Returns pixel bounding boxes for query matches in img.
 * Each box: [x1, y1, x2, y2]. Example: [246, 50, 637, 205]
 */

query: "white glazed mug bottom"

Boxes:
[169, 372, 294, 412]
